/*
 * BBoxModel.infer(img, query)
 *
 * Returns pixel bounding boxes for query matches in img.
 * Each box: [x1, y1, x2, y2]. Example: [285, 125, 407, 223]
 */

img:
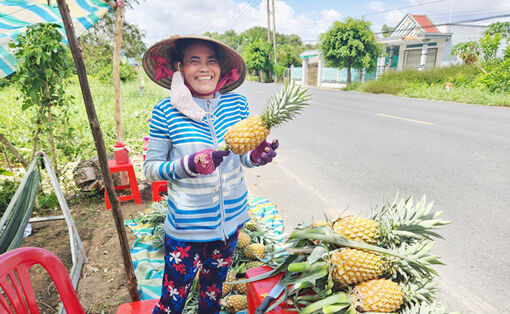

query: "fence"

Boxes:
[290, 66, 378, 88]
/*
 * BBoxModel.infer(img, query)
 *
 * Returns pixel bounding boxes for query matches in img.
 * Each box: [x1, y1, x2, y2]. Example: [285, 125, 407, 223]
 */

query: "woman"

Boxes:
[142, 35, 278, 313]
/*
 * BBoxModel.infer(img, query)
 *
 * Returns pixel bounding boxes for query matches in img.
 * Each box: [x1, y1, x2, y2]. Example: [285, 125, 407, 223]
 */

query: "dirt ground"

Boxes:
[21, 194, 152, 313]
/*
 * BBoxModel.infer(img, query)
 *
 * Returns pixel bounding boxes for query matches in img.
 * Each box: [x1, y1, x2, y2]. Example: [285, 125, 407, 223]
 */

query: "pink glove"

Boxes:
[250, 139, 278, 166]
[187, 149, 230, 175]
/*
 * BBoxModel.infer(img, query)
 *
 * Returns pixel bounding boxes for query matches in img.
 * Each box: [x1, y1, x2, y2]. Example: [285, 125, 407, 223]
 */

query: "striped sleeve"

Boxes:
[143, 138, 198, 181]
[143, 100, 198, 181]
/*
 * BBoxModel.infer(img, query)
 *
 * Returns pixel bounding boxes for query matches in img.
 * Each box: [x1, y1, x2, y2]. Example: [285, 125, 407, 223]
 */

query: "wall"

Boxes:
[437, 24, 488, 66]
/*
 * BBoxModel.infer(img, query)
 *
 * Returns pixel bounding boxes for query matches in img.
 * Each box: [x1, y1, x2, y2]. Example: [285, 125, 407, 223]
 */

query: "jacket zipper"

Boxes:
[206, 100, 228, 241]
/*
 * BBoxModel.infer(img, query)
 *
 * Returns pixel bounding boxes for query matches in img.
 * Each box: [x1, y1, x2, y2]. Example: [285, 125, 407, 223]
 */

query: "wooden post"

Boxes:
[271, 0, 277, 66]
[113, 1, 124, 142]
[55, 0, 140, 302]
[266, 0, 271, 43]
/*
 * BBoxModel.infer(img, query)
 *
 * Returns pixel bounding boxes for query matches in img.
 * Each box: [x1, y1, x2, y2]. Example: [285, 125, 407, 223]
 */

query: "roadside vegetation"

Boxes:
[344, 22, 510, 107]
[344, 65, 510, 106]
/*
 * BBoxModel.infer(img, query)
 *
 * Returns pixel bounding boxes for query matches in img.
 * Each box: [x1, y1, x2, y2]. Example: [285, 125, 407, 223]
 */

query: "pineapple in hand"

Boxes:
[220, 82, 311, 154]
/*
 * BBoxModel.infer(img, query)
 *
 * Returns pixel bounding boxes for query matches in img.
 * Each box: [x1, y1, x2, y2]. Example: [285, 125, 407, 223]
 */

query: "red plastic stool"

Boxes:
[151, 180, 168, 202]
[246, 266, 294, 314]
[105, 159, 142, 209]
[116, 298, 158, 313]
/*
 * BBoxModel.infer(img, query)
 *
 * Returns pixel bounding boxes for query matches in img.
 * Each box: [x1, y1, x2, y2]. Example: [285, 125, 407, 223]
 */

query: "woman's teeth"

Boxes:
[197, 76, 212, 81]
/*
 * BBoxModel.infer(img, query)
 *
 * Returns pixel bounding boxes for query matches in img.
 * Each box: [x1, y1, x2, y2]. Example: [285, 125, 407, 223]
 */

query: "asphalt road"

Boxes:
[237, 81, 510, 313]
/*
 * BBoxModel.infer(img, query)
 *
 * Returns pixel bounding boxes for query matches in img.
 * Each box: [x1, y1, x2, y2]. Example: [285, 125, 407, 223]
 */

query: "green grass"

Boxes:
[401, 84, 510, 106]
[344, 65, 510, 107]
[0, 73, 167, 168]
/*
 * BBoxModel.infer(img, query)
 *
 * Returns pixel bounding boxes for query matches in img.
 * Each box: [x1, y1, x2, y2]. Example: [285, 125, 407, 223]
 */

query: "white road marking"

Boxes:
[376, 113, 434, 125]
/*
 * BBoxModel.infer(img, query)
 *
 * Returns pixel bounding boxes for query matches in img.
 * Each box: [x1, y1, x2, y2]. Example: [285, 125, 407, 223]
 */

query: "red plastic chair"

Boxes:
[151, 180, 168, 202]
[0, 247, 85, 314]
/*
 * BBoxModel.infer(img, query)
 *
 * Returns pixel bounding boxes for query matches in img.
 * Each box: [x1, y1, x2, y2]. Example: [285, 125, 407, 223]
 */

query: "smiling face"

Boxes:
[180, 42, 221, 99]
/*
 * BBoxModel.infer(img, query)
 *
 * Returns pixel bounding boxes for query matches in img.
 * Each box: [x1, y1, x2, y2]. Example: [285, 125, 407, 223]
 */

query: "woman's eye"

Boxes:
[208, 59, 217, 64]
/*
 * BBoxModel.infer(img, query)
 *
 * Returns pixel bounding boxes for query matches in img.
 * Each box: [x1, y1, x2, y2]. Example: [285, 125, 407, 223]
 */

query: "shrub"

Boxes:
[0, 179, 19, 217]
[95, 63, 137, 83]
[475, 58, 510, 93]
[342, 82, 362, 91]
[360, 79, 406, 94]
[273, 64, 287, 81]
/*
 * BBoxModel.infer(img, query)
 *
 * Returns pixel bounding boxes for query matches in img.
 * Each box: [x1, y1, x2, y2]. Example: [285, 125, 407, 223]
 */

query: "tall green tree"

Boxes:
[277, 44, 301, 67]
[80, 9, 146, 59]
[9, 23, 74, 173]
[320, 18, 381, 84]
[243, 40, 274, 82]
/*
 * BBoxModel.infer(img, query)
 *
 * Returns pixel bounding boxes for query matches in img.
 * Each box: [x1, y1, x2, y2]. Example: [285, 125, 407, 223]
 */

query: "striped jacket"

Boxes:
[143, 92, 256, 242]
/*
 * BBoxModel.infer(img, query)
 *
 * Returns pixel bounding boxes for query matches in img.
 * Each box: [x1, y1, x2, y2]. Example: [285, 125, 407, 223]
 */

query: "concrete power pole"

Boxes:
[271, 0, 277, 65]
[266, 0, 271, 43]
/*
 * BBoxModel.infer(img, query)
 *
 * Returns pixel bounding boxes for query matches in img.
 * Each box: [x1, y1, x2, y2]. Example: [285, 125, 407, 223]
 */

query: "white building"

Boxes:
[378, 14, 494, 71]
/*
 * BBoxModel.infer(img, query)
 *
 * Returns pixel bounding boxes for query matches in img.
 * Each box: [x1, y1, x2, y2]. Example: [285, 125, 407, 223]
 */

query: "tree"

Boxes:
[277, 44, 301, 67]
[320, 18, 382, 84]
[9, 23, 74, 174]
[80, 13, 146, 60]
[483, 22, 510, 39]
[381, 24, 394, 37]
[243, 40, 274, 82]
[451, 41, 480, 64]
[204, 29, 241, 52]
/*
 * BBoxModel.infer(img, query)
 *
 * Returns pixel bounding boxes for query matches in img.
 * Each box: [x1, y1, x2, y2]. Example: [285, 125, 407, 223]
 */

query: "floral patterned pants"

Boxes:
[153, 228, 240, 314]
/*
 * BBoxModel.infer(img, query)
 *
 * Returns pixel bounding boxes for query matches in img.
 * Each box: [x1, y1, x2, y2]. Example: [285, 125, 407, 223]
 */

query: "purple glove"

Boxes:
[187, 149, 230, 175]
[250, 139, 278, 166]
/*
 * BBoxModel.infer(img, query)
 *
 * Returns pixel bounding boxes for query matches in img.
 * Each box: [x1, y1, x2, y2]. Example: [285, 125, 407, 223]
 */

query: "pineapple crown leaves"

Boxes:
[399, 300, 461, 314]
[403, 280, 439, 307]
[386, 242, 443, 283]
[372, 196, 451, 247]
[261, 82, 311, 129]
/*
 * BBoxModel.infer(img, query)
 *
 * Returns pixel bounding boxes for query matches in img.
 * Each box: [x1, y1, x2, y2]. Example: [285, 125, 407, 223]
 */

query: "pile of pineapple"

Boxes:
[246, 196, 460, 314]
[222, 211, 281, 313]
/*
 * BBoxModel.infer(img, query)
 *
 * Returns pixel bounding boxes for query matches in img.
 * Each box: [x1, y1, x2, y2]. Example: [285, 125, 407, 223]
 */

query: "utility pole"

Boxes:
[266, 0, 271, 43]
[271, 0, 277, 66]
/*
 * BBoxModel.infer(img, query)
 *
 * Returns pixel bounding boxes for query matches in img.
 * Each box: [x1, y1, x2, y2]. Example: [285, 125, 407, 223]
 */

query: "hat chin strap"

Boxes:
[186, 68, 240, 97]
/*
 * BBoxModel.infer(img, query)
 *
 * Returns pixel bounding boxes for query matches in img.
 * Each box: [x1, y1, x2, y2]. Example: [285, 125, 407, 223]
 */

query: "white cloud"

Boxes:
[125, 0, 343, 45]
[367, 1, 385, 13]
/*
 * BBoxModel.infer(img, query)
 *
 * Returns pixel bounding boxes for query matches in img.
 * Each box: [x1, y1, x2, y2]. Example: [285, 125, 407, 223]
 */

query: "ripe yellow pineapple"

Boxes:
[234, 282, 247, 294]
[243, 243, 265, 260]
[332, 216, 381, 245]
[237, 231, 251, 248]
[222, 83, 310, 154]
[224, 294, 248, 313]
[245, 261, 263, 269]
[330, 248, 387, 285]
[222, 270, 237, 296]
[352, 279, 404, 312]
[331, 197, 450, 247]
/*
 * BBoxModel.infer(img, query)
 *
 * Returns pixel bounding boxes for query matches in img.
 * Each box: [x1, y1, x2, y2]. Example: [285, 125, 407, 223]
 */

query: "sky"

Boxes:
[125, 0, 510, 46]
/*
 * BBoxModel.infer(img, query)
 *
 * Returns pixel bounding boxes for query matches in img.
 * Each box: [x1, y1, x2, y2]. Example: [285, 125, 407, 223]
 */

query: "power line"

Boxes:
[361, 0, 447, 18]
[299, 13, 510, 43]
[217, 0, 259, 31]
[373, 13, 510, 35]
[218, 0, 261, 31]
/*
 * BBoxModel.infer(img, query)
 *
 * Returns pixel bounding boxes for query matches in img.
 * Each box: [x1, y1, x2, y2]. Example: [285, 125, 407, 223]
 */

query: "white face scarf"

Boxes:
[170, 63, 206, 123]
